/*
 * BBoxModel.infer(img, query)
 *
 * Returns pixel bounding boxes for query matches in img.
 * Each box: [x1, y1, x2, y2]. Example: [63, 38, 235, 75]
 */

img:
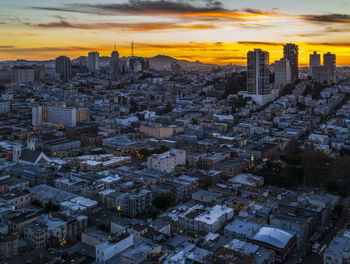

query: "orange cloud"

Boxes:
[1, 41, 350, 65]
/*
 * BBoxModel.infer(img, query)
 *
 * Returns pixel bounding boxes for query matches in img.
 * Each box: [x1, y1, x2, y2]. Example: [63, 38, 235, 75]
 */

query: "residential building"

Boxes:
[312, 66, 329, 84]
[110, 50, 119, 74]
[140, 123, 173, 138]
[7, 210, 43, 233]
[283, 43, 299, 81]
[275, 58, 291, 87]
[247, 225, 296, 263]
[95, 233, 133, 264]
[0, 234, 18, 259]
[147, 149, 186, 173]
[224, 218, 259, 240]
[324, 52, 336, 83]
[247, 49, 270, 95]
[309, 51, 321, 74]
[324, 229, 350, 264]
[88, 51, 100, 72]
[178, 205, 234, 233]
[0, 190, 31, 210]
[11, 66, 34, 83]
[55, 56, 71, 81]
[116, 189, 152, 217]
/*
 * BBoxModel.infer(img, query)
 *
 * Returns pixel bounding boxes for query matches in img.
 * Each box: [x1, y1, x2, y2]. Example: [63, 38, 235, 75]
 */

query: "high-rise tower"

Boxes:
[88, 51, 100, 72]
[55, 56, 71, 81]
[247, 49, 270, 95]
[323, 52, 336, 83]
[283, 43, 299, 81]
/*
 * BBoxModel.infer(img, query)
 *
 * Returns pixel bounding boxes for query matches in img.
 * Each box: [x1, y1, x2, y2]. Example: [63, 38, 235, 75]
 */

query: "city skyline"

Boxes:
[1, 0, 350, 65]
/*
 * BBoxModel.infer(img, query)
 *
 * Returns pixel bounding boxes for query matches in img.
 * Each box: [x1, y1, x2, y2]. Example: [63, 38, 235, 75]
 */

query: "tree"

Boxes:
[99, 223, 108, 232]
[301, 150, 329, 185]
[164, 102, 173, 113]
[301, 151, 328, 171]
[339, 148, 350, 156]
[284, 137, 299, 155]
[152, 193, 175, 209]
[330, 155, 350, 182]
[44, 200, 60, 213]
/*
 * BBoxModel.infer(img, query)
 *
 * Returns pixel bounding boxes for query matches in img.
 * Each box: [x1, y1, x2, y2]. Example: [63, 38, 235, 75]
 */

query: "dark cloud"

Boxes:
[0, 46, 14, 48]
[31, 1, 283, 23]
[25, 19, 216, 31]
[302, 13, 350, 24]
[33, 0, 227, 16]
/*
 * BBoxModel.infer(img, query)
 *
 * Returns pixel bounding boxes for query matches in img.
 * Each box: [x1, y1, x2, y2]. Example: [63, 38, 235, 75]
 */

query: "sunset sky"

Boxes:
[1, 0, 350, 65]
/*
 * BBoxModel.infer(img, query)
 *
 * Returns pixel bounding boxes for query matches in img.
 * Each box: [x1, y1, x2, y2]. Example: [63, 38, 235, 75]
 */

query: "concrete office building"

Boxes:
[324, 52, 336, 83]
[283, 43, 299, 81]
[274, 58, 291, 88]
[88, 51, 100, 72]
[55, 56, 71, 81]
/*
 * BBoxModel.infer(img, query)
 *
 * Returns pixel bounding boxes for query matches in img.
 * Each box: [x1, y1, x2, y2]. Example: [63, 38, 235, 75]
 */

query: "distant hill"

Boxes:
[148, 55, 217, 70]
[1, 54, 218, 70]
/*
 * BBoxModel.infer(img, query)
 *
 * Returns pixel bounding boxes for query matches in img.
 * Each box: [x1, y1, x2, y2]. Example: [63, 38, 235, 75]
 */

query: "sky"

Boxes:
[1, 0, 350, 65]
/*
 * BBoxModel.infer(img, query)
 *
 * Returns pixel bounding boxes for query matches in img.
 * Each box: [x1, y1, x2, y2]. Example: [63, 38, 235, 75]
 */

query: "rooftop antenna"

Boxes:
[131, 41, 134, 57]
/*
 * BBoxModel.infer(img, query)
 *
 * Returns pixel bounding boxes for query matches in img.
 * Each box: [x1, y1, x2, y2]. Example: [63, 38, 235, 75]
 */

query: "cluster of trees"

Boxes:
[257, 137, 350, 196]
[152, 193, 175, 209]
[44, 200, 60, 213]
[327, 154, 350, 196]
[138, 146, 170, 157]
[222, 72, 247, 99]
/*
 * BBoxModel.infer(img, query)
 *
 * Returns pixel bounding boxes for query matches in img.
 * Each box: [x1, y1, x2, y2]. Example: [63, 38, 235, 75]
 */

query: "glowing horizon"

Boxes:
[1, 0, 350, 65]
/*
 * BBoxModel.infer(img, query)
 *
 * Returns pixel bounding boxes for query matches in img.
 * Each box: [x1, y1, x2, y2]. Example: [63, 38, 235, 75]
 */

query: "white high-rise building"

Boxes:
[274, 58, 291, 87]
[88, 51, 100, 72]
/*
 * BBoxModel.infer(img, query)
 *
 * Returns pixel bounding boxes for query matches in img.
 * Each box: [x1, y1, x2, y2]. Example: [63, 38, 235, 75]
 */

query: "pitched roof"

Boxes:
[19, 149, 49, 164]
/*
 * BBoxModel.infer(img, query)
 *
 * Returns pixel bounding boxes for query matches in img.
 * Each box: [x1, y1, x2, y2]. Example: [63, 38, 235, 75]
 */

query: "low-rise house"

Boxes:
[147, 149, 186, 173]
[178, 205, 234, 233]
[0, 190, 31, 210]
[0, 234, 18, 259]
[7, 210, 43, 233]
[120, 240, 162, 264]
[224, 218, 260, 240]
[95, 233, 133, 264]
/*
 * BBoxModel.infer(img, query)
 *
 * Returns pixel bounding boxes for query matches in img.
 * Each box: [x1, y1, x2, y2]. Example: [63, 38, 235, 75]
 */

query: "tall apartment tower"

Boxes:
[110, 51, 120, 74]
[88, 51, 100, 72]
[309, 52, 321, 69]
[312, 66, 329, 84]
[274, 58, 291, 87]
[283, 43, 299, 81]
[55, 56, 71, 81]
[247, 49, 270, 95]
[323, 52, 336, 83]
